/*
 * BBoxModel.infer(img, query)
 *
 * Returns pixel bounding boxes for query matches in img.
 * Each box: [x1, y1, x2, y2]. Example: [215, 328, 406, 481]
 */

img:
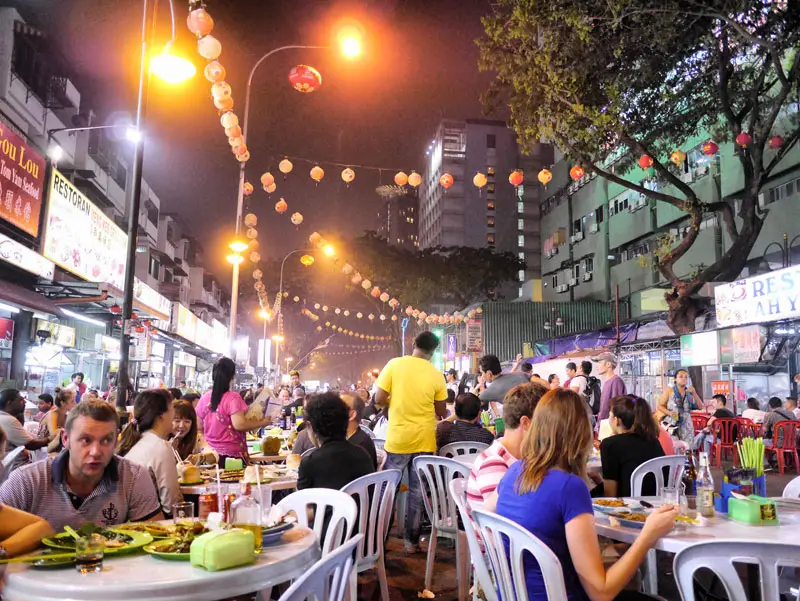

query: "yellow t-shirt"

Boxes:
[376, 356, 448, 454]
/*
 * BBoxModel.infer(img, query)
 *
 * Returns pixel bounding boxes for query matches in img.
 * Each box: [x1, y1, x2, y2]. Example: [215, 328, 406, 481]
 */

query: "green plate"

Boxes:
[143, 538, 191, 561]
[43, 529, 153, 553]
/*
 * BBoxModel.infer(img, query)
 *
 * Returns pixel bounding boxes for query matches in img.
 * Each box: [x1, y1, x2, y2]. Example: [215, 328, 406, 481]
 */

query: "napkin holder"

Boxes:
[714, 475, 766, 513]
[727, 495, 778, 526]
[190, 528, 255, 571]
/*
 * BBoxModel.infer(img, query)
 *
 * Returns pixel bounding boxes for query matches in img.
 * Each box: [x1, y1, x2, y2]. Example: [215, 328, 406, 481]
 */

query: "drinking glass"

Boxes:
[680, 494, 699, 520]
[661, 486, 680, 507]
[173, 501, 195, 523]
[75, 533, 104, 573]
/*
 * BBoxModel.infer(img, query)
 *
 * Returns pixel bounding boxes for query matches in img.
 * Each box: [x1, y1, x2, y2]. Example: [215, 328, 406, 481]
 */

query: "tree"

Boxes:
[342, 232, 526, 353]
[479, 0, 800, 333]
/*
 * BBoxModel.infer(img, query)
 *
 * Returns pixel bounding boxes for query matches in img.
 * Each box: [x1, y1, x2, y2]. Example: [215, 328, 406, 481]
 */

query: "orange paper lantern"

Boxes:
[395, 171, 409, 186]
[440, 173, 454, 189]
[288, 65, 322, 93]
[509, 170, 524, 186]
[408, 171, 422, 187]
[275, 199, 288, 214]
[537, 169, 552, 185]
[569, 165, 584, 181]
[638, 154, 654, 169]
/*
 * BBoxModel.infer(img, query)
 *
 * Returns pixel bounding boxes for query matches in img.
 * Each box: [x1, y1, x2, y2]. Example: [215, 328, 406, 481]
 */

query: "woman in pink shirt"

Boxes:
[196, 358, 273, 467]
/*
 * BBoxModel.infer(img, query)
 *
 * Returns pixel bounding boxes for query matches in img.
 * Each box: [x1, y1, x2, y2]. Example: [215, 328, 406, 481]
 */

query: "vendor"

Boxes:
[0, 401, 163, 531]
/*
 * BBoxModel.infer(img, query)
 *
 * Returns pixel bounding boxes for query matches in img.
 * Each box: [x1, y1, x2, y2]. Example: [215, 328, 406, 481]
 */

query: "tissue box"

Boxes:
[190, 529, 256, 571]
[727, 495, 778, 526]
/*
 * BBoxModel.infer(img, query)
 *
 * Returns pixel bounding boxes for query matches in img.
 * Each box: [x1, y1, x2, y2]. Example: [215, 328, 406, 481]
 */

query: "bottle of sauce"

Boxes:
[681, 450, 697, 496]
[231, 482, 262, 552]
[697, 452, 715, 517]
[198, 485, 219, 520]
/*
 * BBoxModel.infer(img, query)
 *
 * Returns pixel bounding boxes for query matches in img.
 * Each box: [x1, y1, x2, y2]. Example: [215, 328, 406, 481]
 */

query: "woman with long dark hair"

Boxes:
[171, 400, 201, 460]
[195, 357, 272, 467]
[496, 389, 677, 601]
[599, 395, 665, 498]
[117, 389, 183, 516]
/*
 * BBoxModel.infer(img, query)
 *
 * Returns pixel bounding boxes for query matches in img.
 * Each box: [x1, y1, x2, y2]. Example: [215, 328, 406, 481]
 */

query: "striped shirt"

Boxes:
[0, 451, 161, 531]
[466, 439, 517, 532]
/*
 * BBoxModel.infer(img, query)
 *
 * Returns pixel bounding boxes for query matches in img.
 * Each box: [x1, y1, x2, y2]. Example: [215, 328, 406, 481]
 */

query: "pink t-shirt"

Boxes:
[196, 390, 248, 458]
[466, 439, 517, 532]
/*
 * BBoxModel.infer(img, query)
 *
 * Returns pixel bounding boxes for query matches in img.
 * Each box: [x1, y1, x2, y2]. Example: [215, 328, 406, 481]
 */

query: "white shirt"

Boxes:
[570, 374, 588, 397]
[741, 408, 766, 423]
[125, 430, 183, 515]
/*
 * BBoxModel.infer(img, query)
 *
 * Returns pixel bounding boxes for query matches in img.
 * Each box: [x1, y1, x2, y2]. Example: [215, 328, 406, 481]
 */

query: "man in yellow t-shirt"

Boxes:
[375, 331, 448, 553]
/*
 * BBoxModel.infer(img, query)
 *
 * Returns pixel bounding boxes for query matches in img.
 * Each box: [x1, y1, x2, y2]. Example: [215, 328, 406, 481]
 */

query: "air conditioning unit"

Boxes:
[583, 272, 593, 282]
[575, 232, 584, 242]
[569, 278, 577, 287]
[569, 234, 575, 243]
[556, 284, 568, 293]
[679, 171, 693, 183]
[757, 192, 765, 208]
[568, 183, 578, 194]
[589, 223, 599, 234]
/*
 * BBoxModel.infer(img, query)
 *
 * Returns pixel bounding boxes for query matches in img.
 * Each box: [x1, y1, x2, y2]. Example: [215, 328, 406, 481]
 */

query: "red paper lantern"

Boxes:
[569, 165, 584, 181]
[288, 65, 322, 93]
[769, 135, 784, 149]
[186, 8, 215, 37]
[130, 312, 138, 320]
[638, 155, 653, 169]
[135, 326, 146, 334]
[736, 132, 752, 148]
[537, 169, 552, 185]
[109, 304, 121, 314]
[440, 173, 454, 189]
[509, 170, 524, 186]
[702, 141, 718, 157]
[275, 199, 288, 214]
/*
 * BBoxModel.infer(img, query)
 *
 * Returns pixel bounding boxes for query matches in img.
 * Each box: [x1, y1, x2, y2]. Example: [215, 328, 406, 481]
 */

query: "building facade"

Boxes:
[539, 124, 800, 315]
[375, 185, 419, 248]
[419, 118, 551, 298]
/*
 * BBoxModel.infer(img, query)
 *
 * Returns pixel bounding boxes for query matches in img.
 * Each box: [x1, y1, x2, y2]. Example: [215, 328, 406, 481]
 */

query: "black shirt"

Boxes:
[297, 439, 374, 490]
[347, 428, 378, 470]
[436, 419, 495, 451]
[600, 433, 665, 497]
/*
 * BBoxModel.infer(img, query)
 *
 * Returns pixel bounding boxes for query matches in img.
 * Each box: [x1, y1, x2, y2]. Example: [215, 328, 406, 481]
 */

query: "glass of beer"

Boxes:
[75, 533, 105, 573]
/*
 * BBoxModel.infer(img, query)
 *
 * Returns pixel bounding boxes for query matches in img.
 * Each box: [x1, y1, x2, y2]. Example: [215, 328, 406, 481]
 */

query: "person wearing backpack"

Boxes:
[592, 352, 627, 421]
[569, 360, 602, 415]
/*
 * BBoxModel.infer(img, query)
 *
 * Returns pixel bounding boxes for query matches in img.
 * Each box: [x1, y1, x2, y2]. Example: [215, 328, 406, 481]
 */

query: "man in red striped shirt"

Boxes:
[465, 382, 547, 531]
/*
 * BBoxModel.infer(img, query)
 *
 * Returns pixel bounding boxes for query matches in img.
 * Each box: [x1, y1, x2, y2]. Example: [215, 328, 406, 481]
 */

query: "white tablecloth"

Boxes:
[4, 527, 319, 601]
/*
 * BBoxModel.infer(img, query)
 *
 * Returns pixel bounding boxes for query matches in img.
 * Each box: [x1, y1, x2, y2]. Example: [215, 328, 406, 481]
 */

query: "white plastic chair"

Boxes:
[439, 441, 489, 459]
[449, 478, 497, 601]
[373, 439, 385, 454]
[674, 540, 800, 601]
[413, 455, 470, 596]
[783, 475, 800, 498]
[472, 508, 568, 601]
[276, 488, 358, 556]
[630, 455, 685, 497]
[277, 533, 362, 601]
[359, 424, 376, 439]
[341, 470, 401, 601]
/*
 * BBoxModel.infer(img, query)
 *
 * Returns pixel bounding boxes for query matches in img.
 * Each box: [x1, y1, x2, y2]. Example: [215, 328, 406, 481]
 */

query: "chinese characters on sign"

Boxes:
[0, 232, 54, 278]
[466, 319, 483, 352]
[43, 170, 127, 289]
[0, 118, 45, 237]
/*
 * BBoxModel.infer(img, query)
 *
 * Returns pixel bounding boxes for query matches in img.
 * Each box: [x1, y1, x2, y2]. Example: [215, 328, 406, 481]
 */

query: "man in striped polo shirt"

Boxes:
[465, 382, 547, 531]
[0, 401, 163, 531]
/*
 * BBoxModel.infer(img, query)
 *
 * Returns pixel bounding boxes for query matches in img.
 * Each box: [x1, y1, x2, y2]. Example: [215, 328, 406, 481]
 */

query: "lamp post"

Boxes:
[258, 308, 272, 379]
[542, 308, 565, 357]
[116, 0, 195, 409]
[273, 246, 334, 330]
[227, 38, 361, 351]
[272, 334, 284, 386]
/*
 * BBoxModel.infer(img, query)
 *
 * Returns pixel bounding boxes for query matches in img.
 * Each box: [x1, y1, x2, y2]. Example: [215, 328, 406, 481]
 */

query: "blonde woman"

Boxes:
[495, 388, 677, 601]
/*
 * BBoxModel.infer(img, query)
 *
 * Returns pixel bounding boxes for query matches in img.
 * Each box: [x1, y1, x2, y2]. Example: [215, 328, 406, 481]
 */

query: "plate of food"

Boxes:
[261, 520, 295, 546]
[609, 511, 649, 529]
[42, 524, 153, 553]
[117, 522, 173, 539]
[143, 522, 209, 560]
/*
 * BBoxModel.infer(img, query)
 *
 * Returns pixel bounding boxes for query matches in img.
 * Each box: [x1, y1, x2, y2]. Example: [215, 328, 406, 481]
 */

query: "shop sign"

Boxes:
[195, 319, 214, 352]
[122, 278, 170, 321]
[257, 338, 272, 368]
[679, 331, 719, 367]
[0, 117, 45, 237]
[715, 265, 800, 327]
[0, 317, 13, 349]
[711, 381, 731, 396]
[150, 340, 165, 358]
[466, 318, 483, 352]
[0, 232, 54, 279]
[212, 319, 227, 354]
[718, 325, 763, 364]
[174, 350, 197, 368]
[43, 169, 127, 289]
[446, 334, 457, 360]
[36, 319, 76, 347]
[94, 334, 120, 354]
[173, 303, 197, 342]
[130, 328, 150, 361]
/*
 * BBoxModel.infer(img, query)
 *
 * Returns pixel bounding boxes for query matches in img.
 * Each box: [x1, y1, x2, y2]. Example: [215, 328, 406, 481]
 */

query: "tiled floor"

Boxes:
[355, 468, 798, 601]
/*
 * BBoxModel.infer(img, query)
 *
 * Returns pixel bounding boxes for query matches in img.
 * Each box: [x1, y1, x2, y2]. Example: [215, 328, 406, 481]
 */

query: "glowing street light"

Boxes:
[150, 46, 196, 84]
[323, 244, 336, 258]
[229, 238, 249, 253]
[272, 335, 284, 343]
[226, 253, 244, 265]
[259, 309, 272, 321]
[341, 36, 361, 58]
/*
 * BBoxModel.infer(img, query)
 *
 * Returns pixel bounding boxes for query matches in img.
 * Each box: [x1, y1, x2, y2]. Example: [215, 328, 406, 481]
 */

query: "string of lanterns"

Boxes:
[289, 293, 398, 323]
[319, 348, 392, 356]
[315, 320, 391, 341]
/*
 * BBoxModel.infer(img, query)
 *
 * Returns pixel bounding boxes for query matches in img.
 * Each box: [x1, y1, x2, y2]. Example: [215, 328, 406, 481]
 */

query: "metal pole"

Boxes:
[227, 45, 328, 351]
[117, 0, 153, 410]
[262, 318, 268, 377]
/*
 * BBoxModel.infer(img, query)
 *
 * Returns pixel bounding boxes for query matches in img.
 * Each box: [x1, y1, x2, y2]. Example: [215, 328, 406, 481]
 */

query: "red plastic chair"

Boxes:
[765, 422, 800, 475]
[691, 414, 709, 434]
[736, 418, 758, 440]
[710, 418, 740, 467]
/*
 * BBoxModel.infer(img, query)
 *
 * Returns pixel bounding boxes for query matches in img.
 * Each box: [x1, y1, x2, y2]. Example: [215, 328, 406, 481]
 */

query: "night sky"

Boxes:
[6, 0, 500, 377]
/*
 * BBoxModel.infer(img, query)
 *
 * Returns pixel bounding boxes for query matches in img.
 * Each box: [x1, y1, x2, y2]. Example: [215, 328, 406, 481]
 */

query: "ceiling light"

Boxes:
[61, 309, 105, 328]
[0, 303, 20, 314]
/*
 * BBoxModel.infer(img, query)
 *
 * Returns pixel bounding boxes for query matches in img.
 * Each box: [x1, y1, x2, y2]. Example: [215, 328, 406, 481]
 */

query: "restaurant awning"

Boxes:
[0, 279, 64, 316]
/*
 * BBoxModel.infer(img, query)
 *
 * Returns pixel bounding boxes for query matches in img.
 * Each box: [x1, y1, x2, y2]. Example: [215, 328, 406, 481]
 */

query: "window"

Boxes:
[487, 167, 495, 175]
[487, 201, 495, 211]
[519, 252, 526, 260]
[148, 256, 160, 279]
[487, 217, 495, 227]
[572, 218, 582, 236]
[486, 134, 496, 149]
[517, 201, 524, 212]
[596, 205, 605, 224]
[163, 270, 173, 284]
[552, 275, 558, 288]
[518, 269, 525, 282]
[518, 234, 525, 247]
[583, 256, 594, 273]
[573, 264, 580, 278]
[487, 234, 496, 246]
[518, 218, 524, 230]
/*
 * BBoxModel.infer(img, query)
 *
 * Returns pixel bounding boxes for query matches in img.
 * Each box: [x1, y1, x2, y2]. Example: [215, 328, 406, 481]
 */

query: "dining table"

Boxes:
[3, 525, 319, 601]
[593, 497, 800, 595]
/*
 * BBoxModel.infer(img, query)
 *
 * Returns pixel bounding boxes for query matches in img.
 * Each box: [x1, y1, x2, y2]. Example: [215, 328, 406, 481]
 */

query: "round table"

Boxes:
[4, 527, 319, 601]
[594, 497, 800, 594]
[180, 476, 298, 496]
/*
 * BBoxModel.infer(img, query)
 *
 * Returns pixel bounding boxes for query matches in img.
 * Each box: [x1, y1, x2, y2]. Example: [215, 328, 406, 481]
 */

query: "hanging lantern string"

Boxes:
[284, 291, 398, 324]
[263, 153, 411, 173]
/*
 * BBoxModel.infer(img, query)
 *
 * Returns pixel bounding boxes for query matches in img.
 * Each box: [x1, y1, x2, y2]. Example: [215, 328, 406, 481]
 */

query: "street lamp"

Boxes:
[258, 309, 272, 379]
[272, 334, 284, 386]
[116, 0, 195, 410]
[227, 33, 361, 349]
[274, 246, 336, 330]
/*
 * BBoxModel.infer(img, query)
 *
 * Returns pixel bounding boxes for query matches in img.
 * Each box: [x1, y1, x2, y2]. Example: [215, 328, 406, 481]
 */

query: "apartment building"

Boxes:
[420, 118, 551, 298]
[540, 126, 800, 315]
[376, 185, 419, 248]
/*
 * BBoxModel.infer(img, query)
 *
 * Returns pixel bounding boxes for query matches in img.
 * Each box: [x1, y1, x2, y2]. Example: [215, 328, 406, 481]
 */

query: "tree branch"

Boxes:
[704, 201, 739, 241]
[717, 31, 740, 131]
[765, 127, 800, 177]
[656, 210, 703, 289]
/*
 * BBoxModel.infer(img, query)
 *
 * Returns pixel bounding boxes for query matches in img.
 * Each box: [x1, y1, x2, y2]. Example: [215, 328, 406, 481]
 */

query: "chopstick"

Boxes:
[172, 446, 184, 465]
[0, 552, 76, 564]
